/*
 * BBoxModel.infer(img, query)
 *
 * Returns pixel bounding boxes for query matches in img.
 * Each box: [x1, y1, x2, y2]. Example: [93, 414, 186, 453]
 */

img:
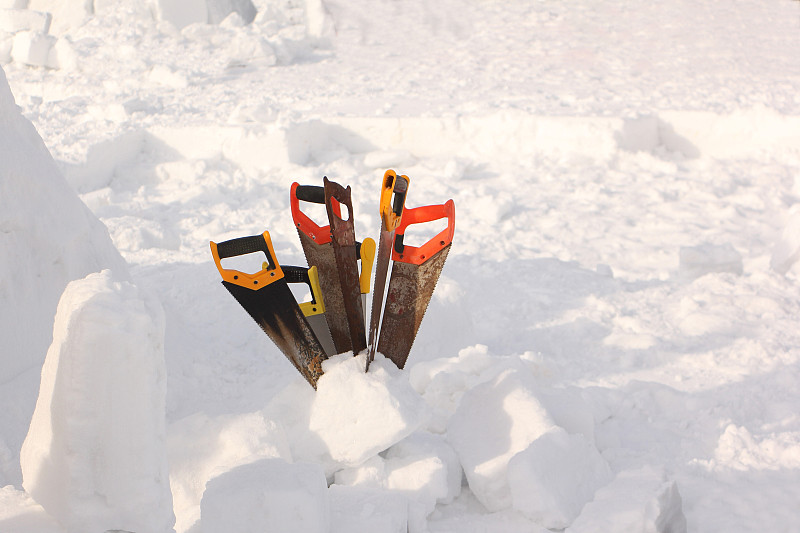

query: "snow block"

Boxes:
[168, 411, 292, 533]
[0, 8, 51, 33]
[508, 428, 612, 529]
[152, 0, 256, 28]
[308, 354, 430, 467]
[446, 368, 557, 511]
[10, 30, 54, 67]
[567, 465, 687, 533]
[329, 485, 410, 533]
[385, 431, 463, 508]
[20, 270, 174, 533]
[200, 458, 329, 533]
[333, 432, 459, 517]
[678, 243, 743, 280]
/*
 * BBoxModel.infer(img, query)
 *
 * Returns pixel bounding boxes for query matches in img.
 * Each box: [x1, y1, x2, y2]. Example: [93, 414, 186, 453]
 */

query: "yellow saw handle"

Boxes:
[379, 169, 410, 232]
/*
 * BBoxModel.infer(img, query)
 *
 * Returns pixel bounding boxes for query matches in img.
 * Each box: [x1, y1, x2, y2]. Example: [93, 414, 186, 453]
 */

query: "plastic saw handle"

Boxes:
[282, 265, 326, 316]
[380, 169, 411, 232]
[210, 231, 284, 289]
[290, 182, 342, 244]
[392, 200, 456, 265]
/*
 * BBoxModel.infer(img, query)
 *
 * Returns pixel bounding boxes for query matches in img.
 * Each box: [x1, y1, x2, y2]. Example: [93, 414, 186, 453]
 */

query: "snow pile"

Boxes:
[20, 270, 174, 533]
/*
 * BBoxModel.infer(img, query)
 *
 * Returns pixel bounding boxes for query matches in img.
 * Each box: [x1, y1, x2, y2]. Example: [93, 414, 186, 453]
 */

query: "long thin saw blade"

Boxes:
[210, 232, 327, 388]
[324, 176, 367, 354]
[366, 170, 409, 371]
[377, 200, 455, 369]
[291, 182, 353, 354]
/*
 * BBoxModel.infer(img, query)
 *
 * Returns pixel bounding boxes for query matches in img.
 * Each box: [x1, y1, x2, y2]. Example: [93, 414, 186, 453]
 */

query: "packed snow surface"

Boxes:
[2, 0, 800, 531]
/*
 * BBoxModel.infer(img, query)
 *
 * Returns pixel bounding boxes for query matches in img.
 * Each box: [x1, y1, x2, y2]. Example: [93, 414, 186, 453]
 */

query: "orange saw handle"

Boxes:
[392, 199, 455, 265]
[210, 231, 284, 289]
[379, 169, 410, 232]
[290, 182, 341, 244]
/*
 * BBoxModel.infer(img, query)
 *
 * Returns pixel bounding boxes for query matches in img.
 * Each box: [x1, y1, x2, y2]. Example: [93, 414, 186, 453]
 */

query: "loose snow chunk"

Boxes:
[678, 243, 743, 280]
[567, 465, 687, 533]
[200, 458, 329, 533]
[308, 354, 430, 467]
[508, 428, 612, 529]
[446, 368, 558, 511]
[20, 270, 174, 533]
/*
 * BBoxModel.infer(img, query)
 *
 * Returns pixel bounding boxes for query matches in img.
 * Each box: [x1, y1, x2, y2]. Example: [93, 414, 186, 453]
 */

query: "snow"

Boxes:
[0, 0, 800, 531]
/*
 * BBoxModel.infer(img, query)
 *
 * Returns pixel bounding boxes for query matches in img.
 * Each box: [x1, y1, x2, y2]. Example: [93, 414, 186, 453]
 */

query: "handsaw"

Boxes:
[377, 199, 455, 369]
[210, 231, 327, 388]
[366, 169, 410, 371]
[324, 176, 367, 355]
[290, 181, 374, 355]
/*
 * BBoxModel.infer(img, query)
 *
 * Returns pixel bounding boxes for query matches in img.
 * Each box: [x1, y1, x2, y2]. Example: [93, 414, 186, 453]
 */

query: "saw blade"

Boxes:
[324, 177, 367, 354]
[222, 280, 326, 387]
[377, 199, 455, 369]
[377, 244, 450, 369]
[367, 170, 410, 370]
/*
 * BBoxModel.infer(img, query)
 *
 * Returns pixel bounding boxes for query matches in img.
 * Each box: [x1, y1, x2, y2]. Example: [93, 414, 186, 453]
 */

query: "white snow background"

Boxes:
[2, 0, 800, 531]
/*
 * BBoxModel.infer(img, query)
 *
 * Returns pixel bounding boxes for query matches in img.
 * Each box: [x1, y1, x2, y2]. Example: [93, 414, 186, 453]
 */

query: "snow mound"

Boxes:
[200, 458, 329, 533]
[20, 270, 173, 533]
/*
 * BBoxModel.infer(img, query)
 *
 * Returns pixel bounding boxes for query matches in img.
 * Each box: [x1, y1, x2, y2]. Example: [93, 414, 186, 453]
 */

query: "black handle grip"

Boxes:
[282, 265, 317, 305]
[393, 175, 409, 216]
[295, 185, 325, 204]
[215, 234, 276, 271]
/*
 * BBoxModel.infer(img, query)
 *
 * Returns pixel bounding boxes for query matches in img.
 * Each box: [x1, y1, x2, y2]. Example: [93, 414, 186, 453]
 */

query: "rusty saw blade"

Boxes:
[324, 176, 367, 354]
[377, 200, 455, 369]
[366, 170, 410, 371]
[210, 231, 327, 388]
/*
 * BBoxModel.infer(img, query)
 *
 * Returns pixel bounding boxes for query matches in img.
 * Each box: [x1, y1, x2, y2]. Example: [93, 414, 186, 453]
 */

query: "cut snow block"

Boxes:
[308, 354, 430, 467]
[334, 433, 457, 517]
[0, 8, 51, 33]
[11, 30, 54, 67]
[385, 431, 463, 509]
[678, 243, 742, 280]
[0, 0, 29, 9]
[508, 428, 613, 529]
[567, 465, 687, 533]
[446, 368, 557, 511]
[20, 270, 174, 533]
[154, 0, 207, 29]
[329, 485, 410, 533]
[200, 458, 329, 533]
[207, 0, 256, 24]
[168, 411, 292, 533]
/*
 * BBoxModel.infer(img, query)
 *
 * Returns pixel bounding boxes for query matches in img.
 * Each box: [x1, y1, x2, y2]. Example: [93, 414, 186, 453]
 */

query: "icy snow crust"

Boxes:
[2, 0, 800, 531]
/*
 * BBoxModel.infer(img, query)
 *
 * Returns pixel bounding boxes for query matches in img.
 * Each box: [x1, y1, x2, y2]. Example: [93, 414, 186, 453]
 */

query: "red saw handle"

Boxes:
[290, 182, 341, 244]
[392, 199, 455, 265]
